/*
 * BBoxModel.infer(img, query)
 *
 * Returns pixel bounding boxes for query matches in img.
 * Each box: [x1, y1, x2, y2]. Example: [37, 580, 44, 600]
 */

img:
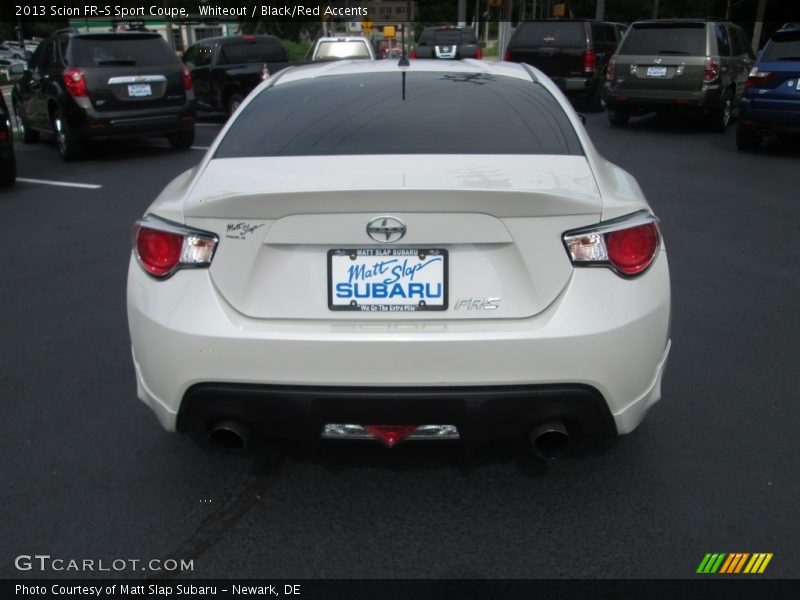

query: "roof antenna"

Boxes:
[398, 21, 409, 67]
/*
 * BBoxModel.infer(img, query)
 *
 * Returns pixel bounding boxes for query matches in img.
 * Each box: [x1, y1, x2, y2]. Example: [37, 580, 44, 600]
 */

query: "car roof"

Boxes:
[271, 59, 536, 86]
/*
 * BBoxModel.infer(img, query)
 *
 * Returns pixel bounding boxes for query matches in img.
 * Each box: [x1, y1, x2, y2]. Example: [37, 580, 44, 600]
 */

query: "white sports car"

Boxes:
[127, 59, 671, 457]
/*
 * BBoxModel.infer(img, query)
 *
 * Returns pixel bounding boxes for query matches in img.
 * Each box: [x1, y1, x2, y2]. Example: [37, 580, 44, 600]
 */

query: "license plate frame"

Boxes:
[127, 83, 152, 97]
[646, 66, 668, 78]
[328, 248, 448, 312]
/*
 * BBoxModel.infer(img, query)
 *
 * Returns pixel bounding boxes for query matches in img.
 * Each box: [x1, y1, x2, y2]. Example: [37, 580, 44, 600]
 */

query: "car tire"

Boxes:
[52, 109, 83, 161]
[735, 123, 761, 151]
[608, 107, 630, 126]
[0, 151, 16, 186]
[167, 128, 195, 150]
[227, 94, 244, 116]
[586, 83, 604, 113]
[708, 91, 733, 133]
[14, 101, 39, 144]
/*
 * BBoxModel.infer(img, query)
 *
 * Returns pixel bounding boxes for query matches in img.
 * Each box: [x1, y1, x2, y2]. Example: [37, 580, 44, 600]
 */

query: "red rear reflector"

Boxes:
[606, 223, 660, 275]
[63, 68, 88, 97]
[243, 34, 255, 42]
[363, 425, 418, 448]
[136, 227, 183, 277]
[181, 64, 193, 91]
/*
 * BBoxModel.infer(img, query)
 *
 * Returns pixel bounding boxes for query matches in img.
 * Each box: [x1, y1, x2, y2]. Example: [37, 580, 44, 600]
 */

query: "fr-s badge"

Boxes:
[454, 297, 501, 311]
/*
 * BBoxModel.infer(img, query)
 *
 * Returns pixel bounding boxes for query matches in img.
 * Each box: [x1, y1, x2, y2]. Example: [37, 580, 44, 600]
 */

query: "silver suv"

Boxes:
[603, 20, 755, 131]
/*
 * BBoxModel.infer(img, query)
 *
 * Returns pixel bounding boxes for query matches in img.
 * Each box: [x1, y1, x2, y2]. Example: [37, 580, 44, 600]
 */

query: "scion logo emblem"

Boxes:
[366, 216, 406, 243]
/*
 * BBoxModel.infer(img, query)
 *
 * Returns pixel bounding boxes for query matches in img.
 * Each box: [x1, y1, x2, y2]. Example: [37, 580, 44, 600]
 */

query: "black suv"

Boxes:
[505, 20, 626, 110]
[411, 26, 483, 60]
[0, 92, 16, 186]
[603, 20, 755, 131]
[12, 29, 195, 161]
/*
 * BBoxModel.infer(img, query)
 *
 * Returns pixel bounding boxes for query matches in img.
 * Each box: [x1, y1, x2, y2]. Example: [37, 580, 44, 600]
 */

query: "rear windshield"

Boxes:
[219, 40, 287, 64]
[511, 22, 586, 47]
[314, 41, 371, 60]
[419, 29, 477, 45]
[72, 36, 178, 67]
[618, 23, 706, 56]
[762, 30, 800, 61]
[215, 72, 583, 158]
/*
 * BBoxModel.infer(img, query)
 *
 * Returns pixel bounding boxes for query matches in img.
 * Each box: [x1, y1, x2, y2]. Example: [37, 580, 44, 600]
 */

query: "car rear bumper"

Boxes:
[739, 98, 800, 132]
[127, 252, 671, 448]
[604, 84, 724, 110]
[65, 99, 195, 140]
[550, 76, 600, 96]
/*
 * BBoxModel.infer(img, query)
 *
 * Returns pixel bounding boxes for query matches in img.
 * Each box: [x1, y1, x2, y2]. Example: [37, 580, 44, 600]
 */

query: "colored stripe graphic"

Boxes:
[699, 553, 773, 574]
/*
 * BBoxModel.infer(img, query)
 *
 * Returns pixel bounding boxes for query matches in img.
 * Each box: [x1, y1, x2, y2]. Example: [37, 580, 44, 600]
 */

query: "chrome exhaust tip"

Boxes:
[529, 422, 572, 459]
[209, 420, 252, 453]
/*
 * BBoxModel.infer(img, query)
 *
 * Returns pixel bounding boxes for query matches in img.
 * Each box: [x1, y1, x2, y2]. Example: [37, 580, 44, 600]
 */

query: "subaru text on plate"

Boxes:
[127, 60, 671, 458]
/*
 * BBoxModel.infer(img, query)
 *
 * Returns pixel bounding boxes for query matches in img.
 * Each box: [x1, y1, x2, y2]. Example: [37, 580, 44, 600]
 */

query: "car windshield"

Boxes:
[762, 30, 800, 61]
[512, 22, 585, 47]
[215, 72, 583, 158]
[219, 40, 287, 64]
[315, 41, 371, 60]
[72, 36, 178, 67]
[618, 23, 706, 56]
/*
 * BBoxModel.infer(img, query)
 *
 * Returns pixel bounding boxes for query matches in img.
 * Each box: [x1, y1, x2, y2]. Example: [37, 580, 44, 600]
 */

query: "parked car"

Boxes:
[183, 34, 295, 115]
[0, 92, 16, 186]
[411, 26, 482, 59]
[505, 19, 624, 110]
[0, 57, 26, 81]
[376, 39, 403, 59]
[604, 19, 755, 131]
[12, 29, 195, 161]
[737, 23, 800, 150]
[127, 60, 670, 458]
[310, 37, 375, 61]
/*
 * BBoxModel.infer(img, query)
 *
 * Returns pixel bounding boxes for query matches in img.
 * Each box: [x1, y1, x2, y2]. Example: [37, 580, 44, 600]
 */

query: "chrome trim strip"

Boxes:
[108, 75, 167, 85]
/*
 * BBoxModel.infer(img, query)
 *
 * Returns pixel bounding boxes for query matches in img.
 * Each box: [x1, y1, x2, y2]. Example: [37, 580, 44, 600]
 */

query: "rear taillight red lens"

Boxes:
[745, 68, 776, 88]
[563, 213, 661, 277]
[607, 57, 615, 80]
[606, 223, 660, 275]
[475, 47, 483, 60]
[583, 49, 596, 74]
[504, 49, 511, 61]
[133, 217, 218, 279]
[409, 49, 417, 59]
[181, 64, 193, 90]
[703, 58, 720, 82]
[136, 228, 183, 277]
[63, 68, 87, 97]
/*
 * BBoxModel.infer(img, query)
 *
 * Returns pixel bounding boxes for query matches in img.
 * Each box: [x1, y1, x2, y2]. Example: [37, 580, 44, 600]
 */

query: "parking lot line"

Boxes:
[17, 177, 102, 189]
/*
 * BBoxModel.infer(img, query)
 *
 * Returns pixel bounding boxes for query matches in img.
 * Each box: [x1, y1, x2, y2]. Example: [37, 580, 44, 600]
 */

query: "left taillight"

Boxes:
[133, 216, 217, 278]
[562, 212, 661, 277]
[63, 68, 88, 97]
[181, 64, 193, 90]
[583, 49, 596, 74]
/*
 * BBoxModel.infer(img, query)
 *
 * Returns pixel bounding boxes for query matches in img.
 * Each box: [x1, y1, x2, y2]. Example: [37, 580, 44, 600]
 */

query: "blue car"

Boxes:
[737, 24, 800, 150]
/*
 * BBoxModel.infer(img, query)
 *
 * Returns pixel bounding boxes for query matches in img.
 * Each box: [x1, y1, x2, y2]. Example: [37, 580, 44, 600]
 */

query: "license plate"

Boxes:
[127, 83, 152, 97]
[328, 248, 448, 312]
[647, 66, 668, 77]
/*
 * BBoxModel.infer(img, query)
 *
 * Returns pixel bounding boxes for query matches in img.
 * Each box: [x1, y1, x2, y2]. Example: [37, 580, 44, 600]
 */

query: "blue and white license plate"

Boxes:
[127, 83, 152, 97]
[328, 248, 448, 312]
[646, 66, 668, 77]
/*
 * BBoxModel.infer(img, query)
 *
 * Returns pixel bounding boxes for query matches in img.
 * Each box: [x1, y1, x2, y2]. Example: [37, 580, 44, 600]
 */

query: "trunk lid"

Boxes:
[182, 155, 602, 320]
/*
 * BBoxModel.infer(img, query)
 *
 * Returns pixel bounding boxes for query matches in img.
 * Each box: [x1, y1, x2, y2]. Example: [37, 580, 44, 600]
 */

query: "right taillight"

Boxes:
[475, 47, 483, 60]
[745, 68, 776, 88]
[181, 64, 193, 90]
[504, 49, 511, 61]
[133, 216, 218, 278]
[703, 57, 720, 82]
[63, 68, 88, 97]
[562, 212, 661, 277]
[583, 49, 596, 74]
[607, 57, 615, 80]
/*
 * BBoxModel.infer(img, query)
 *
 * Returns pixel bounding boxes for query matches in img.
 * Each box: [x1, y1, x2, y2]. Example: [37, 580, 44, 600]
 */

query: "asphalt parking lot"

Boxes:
[1, 110, 798, 580]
